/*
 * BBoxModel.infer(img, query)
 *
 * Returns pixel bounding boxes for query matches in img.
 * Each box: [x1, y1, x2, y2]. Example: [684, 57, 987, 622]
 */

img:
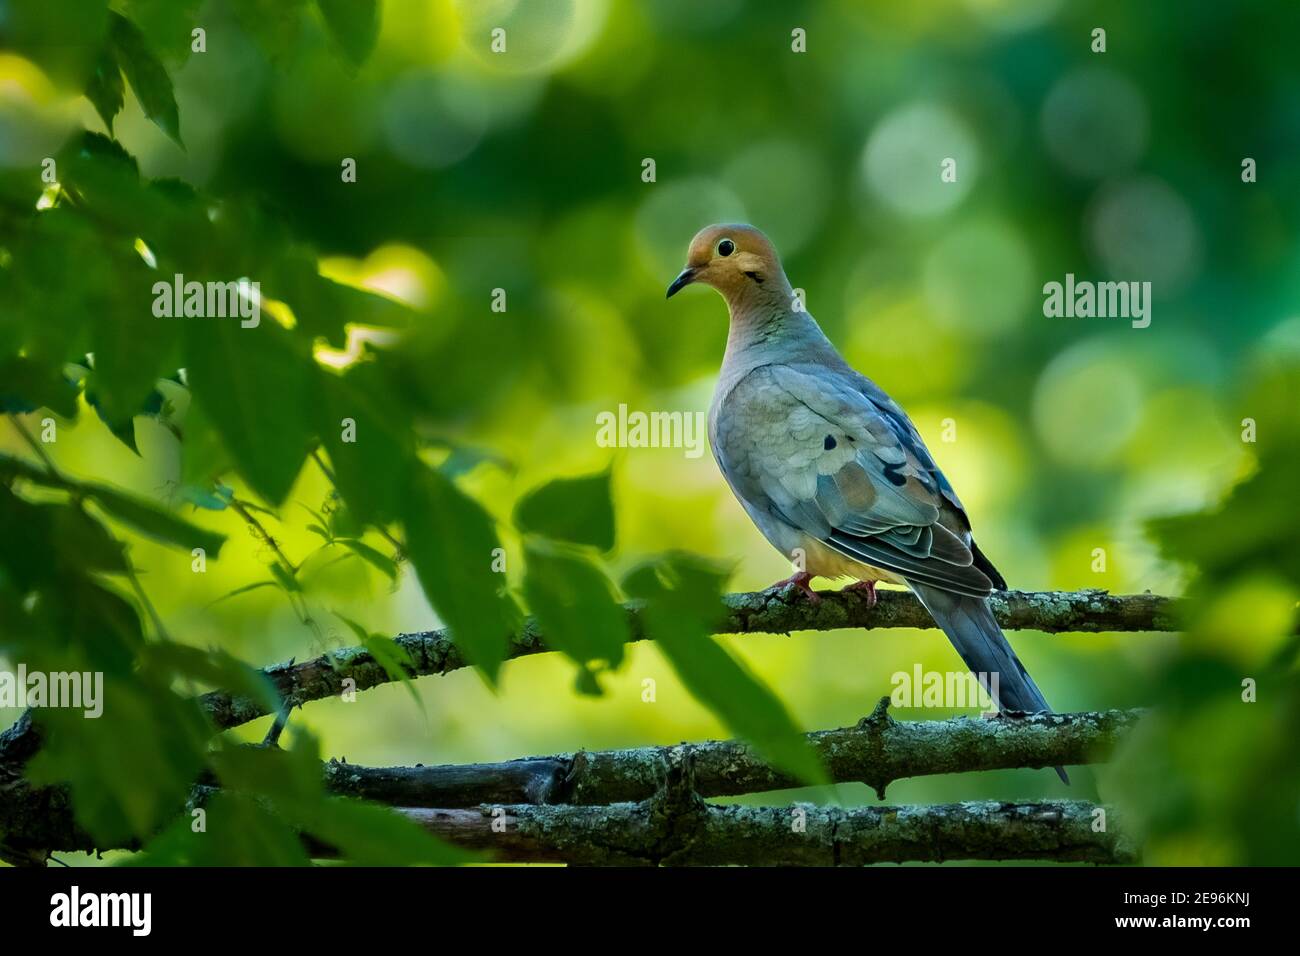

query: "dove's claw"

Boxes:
[768, 571, 821, 604]
[842, 579, 877, 607]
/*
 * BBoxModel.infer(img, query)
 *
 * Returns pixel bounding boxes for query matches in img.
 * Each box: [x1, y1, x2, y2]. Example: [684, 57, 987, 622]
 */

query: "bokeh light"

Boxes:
[861, 101, 979, 218]
[1086, 175, 1204, 293]
[1041, 66, 1148, 179]
[921, 218, 1034, 336]
[1032, 337, 1145, 468]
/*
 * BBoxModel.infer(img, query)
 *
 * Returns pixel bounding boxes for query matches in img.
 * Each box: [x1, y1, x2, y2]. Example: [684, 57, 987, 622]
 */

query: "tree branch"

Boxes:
[201, 588, 1182, 731]
[324, 703, 1144, 806]
[335, 746, 1136, 865]
[397, 798, 1133, 866]
[1, 704, 1142, 860]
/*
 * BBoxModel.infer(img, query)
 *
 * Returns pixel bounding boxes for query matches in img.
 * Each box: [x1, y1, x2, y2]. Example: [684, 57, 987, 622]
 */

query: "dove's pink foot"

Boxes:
[841, 579, 877, 607]
[768, 570, 821, 604]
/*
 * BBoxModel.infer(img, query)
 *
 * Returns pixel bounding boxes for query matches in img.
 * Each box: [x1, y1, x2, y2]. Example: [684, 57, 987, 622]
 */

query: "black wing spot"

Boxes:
[881, 459, 907, 487]
[823, 434, 837, 450]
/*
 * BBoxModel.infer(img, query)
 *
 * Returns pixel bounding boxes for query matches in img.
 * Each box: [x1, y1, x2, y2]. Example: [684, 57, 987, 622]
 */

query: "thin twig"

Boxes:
[262, 704, 292, 747]
[309, 448, 405, 558]
[228, 496, 297, 575]
[124, 563, 172, 643]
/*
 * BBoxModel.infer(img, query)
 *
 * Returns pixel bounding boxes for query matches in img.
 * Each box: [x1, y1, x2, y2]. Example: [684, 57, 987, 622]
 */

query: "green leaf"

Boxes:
[402, 463, 518, 684]
[131, 791, 311, 866]
[209, 727, 468, 863]
[0, 493, 128, 581]
[0, 500, 145, 674]
[87, 384, 165, 455]
[330, 613, 423, 714]
[0, 452, 226, 556]
[437, 440, 513, 479]
[52, 133, 172, 241]
[139, 642, 281, 715]
[102, 416, 140, 454]
[316, 0, 380, 66]
[1, 0, 109, 88]
[54, 504, 129, 574]
[86, 481, 226, 557]
[0, 356, 79, 417]
[211, 730, 323, 806]
[623, 553, 826, 786]
[178, 393, 231, 487]
[328, 498, 363, 538]
[522, 542, 627, 692]
[88, 255, 179, 423]
[0, 488, 79, 591]
[84, 42, 124, 132]
[361, 635, 417, 694]
[514, 468, 616, 552]
[339, 538, 399, 579]
[108, 11, 182, 146]
[306, 798, 475, 866]
[26, 678, 211, 846]
[184, 316, 315, 506]
[1149, 462, 1300, 587]
[180, 484, 231, 511]
[271, 256, 413, 349]
[119, 0, 205, 62]
[0, 452, 55, 486]
[316, 362, 413, 525]
[209, 580, 280, 606]
[1147, 364, 1300, 591]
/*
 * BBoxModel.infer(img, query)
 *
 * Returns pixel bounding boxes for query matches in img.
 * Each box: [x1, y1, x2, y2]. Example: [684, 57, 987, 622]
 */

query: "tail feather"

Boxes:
[910, 582, 1069, 785]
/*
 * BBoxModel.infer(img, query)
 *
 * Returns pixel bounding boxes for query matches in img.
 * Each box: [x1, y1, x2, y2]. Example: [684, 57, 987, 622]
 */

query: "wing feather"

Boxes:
[715, 364, 1001, 597]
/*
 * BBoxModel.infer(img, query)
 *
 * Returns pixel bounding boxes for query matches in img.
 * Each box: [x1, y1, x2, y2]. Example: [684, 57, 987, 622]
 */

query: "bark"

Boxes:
[346, 748, 1136, 866]
[398, 749, 1134, 867]
[324, 702, 1144, 806]
[200, 588, 1180, 731]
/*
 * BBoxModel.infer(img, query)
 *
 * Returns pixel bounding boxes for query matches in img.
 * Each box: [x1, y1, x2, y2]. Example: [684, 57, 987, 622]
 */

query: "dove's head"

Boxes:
[666, 224, 792, 305]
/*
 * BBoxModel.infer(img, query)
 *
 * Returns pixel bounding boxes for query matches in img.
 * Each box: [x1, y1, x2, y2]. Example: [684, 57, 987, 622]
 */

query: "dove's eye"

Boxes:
[716, 238, 736, 257]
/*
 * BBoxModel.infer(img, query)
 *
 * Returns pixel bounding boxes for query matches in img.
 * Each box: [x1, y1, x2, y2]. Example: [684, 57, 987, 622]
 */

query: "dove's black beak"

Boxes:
[666, 267, 696, 299]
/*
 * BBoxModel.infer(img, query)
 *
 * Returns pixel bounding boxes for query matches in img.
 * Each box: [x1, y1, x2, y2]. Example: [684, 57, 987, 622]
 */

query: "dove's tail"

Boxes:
[909, 582, 1069, 785]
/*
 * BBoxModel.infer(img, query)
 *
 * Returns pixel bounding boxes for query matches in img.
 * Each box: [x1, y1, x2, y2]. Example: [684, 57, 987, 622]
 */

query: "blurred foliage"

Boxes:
[1113, 359, 1300, 865]
[0, 0, 1296, 864]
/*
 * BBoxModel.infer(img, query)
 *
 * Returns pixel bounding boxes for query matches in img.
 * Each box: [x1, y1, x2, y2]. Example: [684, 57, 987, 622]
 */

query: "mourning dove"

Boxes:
[668, 224, 1066, 782]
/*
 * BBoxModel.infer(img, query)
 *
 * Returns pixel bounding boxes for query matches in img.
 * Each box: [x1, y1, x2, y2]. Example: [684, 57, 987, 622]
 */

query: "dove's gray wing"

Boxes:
[714, 363, 999, 597]
[714, 363, 1061, 760]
